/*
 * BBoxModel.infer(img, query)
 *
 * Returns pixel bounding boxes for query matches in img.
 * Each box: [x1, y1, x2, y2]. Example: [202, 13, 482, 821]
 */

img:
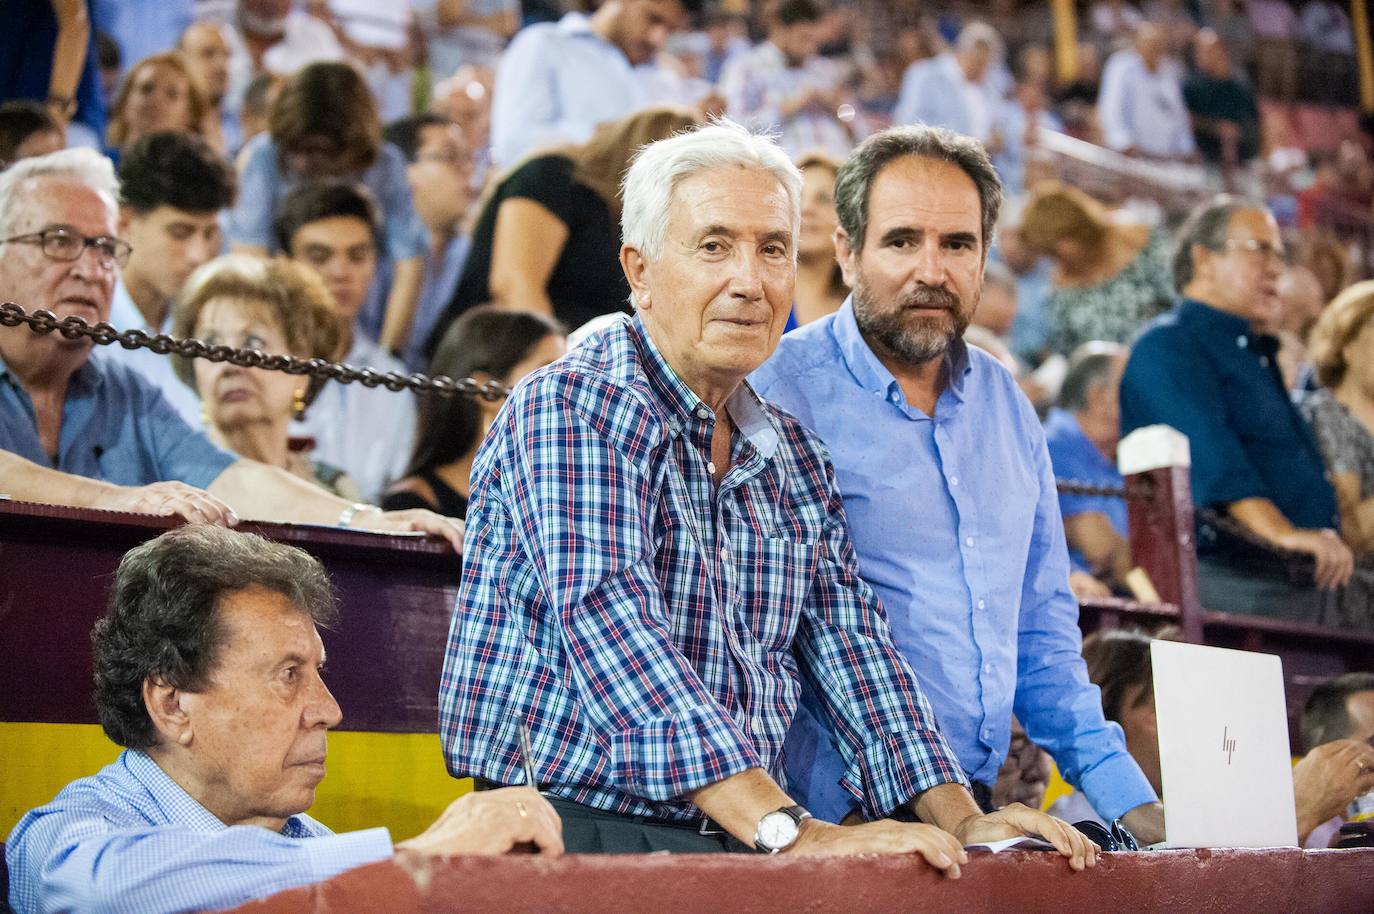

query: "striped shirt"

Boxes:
[438, 314, 966, 825]
[6, 750, 392, 914]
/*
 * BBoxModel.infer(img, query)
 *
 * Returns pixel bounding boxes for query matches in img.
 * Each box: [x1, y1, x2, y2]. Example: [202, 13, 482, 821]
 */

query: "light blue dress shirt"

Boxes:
[6, 750, 393, 914]
[0, 350, 234, 490]
[490, 12, 647, 165]
[105, 277, 205, 428]
[751, 300, 1157, 823]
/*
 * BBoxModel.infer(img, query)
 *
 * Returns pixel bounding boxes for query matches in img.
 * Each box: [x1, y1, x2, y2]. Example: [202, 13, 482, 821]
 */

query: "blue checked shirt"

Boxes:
[438, 314, 967, 825]
[6, 750, 393, 914]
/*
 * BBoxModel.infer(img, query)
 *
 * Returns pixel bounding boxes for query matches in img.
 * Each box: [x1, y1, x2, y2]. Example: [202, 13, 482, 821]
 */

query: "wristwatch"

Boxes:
[753, 804, 812, 854]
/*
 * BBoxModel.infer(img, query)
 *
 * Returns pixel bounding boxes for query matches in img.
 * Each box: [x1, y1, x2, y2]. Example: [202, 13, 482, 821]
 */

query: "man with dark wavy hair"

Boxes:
[5, 525, 560, 914]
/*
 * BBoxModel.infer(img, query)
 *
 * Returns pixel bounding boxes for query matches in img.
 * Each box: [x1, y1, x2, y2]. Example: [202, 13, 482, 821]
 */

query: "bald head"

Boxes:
[1193, 28, 1230, 79]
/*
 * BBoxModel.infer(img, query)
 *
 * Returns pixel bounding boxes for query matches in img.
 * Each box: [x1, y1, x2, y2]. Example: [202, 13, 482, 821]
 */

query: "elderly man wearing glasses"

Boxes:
[0, 148, 461, 550]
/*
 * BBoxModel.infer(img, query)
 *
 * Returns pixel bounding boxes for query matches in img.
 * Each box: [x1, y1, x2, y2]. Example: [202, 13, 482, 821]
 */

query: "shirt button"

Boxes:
[983, 727, 993, 739]
[720, 546, 729, 562]
[889, 389, 901, 403]
[976, 598, 986, 610]
[983, 663, 993, 675]
[1236, 335, 1248, 348]
[707, 461, 716, 474]
[949, 476, 959, 487]
[965, 536, 975, 548]
[696, 407, 711, 420]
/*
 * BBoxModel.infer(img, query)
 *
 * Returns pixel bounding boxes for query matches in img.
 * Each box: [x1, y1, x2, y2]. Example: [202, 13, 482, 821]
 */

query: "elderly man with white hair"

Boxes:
[437, 120, 1096, 867]
[0, 148, 460, 548]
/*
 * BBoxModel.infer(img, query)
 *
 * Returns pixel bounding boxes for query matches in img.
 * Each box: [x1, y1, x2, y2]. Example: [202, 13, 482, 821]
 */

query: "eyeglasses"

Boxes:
[1072, 818, 1140, 852]
[1223, 238, 1285, 262]
[2, 226, 132, 269]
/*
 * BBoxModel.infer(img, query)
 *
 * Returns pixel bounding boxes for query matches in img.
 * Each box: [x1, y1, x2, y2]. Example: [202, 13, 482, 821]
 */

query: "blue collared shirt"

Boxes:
[752, 300, 1155, 822]
[1043, 408, 1128, 574]
[1120, 298, 1337, 533]
[105, 277, 204, 428]
[6, 750, 393, 914]
[0, 350, 235, 489]
[489, 12, 648, 165]
[439, 314, 966, 825]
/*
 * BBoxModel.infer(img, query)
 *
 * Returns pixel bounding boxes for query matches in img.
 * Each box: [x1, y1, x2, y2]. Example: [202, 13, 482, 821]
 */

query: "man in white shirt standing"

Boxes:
[1097, 22, 1196, 160]
[489, 0, 687, 165]
[110, 132, 236, 427]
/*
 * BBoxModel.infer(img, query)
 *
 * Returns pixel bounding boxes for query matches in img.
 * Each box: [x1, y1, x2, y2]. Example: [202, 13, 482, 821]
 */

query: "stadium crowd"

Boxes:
[4, 0, 1374, 910]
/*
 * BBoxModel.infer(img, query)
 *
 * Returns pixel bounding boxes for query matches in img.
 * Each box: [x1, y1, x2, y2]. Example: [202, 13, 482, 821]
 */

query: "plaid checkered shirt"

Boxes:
[438, 314, 967, 824]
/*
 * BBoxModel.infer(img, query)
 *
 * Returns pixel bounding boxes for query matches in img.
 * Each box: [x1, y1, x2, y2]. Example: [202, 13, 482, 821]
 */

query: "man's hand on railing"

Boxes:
[1274, 528, 1355, 590]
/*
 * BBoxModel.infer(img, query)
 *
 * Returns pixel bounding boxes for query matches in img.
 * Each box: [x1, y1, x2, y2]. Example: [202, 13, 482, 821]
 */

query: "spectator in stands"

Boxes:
[382, 306, 565, 516]
[1097, 22, 1196, 159]
[218, 0, 344, 129]
[993, 64, 1064, 195]
[229, 61, 426, 355]
[1143, 0, 1200, 54]
[1300, 0, 1356, 105]
[893, 21, 1001, 148]
[490, 0, 688, 165]
[1018, 180, 1174, 351]
[1270, 264, 1325, 389]
[1054, 41, 1103, 142]
[1183, 28, 1260, 169]
[719, 0, 858, 158]
[1046, 627, 1178, 826]
[1247, 0, 1299, 101]
[1119, 195, 1353, 620]
[753, 125, 1165, 844]
[383, 113, 477, 370]
[416, 0, 520, 79]
[273, 181, 418, 505]
[792, 150, 846, 327]
[973, 261, 1019, 340]
[178, 22, 237, 153]
[441, 120, 1098, 864]
[1090, 0, 1144, 51]
[991, 718, 1053, 813]
[992, 203, 1056, 365]
[0, 101, 64, 170]
[0, 149, 459, 545]
[236, 71, 281, 155]
[0, 0, 106, 152]
[172, 255, 357, 499]
[1205, 0, 1255, 75]
[1301, 280, 1374, 626]
[105, 52, 212, 162]
[431, 64, 494, 189]
[1295, 672, 1374, 846]
[108, 132, 236, 427]
[427, 105, 699, 357]
[5, 525, 559, 914]
[1045, 343, 1133, 595]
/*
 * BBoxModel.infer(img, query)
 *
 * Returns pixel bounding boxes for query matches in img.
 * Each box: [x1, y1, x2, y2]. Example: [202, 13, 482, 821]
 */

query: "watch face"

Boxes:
[758, 810, 800, 850]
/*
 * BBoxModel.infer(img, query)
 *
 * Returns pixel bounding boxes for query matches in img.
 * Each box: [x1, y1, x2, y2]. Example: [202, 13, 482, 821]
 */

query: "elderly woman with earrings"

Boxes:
[171, 254, 360, 500]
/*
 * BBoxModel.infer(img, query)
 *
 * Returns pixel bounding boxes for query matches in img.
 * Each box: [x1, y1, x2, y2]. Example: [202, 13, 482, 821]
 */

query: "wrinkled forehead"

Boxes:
[667, 165, 798, 236]
[6, 175, 117, 235]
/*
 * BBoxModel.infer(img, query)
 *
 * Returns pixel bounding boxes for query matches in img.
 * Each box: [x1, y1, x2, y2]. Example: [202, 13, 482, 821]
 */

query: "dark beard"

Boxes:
[851, 275, 972, 367]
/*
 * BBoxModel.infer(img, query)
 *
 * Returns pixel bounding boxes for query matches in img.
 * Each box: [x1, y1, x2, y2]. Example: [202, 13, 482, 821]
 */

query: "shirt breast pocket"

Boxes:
[734, 536, 820, 653]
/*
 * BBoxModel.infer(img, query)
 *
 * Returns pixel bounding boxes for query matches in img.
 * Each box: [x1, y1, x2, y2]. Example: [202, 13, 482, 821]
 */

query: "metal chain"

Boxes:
[0, 302, 511, 401]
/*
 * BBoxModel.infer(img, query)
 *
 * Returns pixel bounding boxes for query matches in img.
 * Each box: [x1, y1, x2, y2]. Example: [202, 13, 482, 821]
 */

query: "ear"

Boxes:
[621, 244, 652, 311]
[117, 206, 134, 236]
[833, 227, 856, 289]
[144, 676, 194, 747]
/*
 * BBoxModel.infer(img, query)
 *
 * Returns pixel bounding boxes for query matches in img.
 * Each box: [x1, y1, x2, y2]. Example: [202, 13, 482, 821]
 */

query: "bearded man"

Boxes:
[751, 125, 1167, 844]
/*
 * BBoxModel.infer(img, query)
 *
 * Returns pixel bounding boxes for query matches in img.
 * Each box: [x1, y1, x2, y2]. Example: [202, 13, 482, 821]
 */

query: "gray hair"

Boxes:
[835, 125, 1003, 255]
[1171, 194, 1262, 291]
[92, 525, 337, 751]
[1058, 341, 1126, 412]
[620, 118, 802, 264]
[0, 147, 119, 238]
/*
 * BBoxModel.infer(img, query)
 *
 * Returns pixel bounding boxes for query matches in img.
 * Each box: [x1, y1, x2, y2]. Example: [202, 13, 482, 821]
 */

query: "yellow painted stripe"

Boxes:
[0, 723, 470, 841]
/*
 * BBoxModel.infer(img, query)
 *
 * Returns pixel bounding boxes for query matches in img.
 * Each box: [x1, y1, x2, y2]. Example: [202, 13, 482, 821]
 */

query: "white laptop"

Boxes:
[1150, 640, 1299, 848]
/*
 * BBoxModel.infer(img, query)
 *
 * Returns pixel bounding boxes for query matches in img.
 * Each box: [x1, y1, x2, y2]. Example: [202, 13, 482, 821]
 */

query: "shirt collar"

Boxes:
[125, 749, 312, 837]
[1177, 296, 1278, 353]
[829, 295, 972, 410]
[109, 277, 165, 334]
[627, 314, 780, 459]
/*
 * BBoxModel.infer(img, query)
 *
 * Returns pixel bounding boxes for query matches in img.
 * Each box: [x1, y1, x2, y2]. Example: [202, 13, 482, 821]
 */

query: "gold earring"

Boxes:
[292, 388, 307, 420]
[200, 401, 211, 426]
